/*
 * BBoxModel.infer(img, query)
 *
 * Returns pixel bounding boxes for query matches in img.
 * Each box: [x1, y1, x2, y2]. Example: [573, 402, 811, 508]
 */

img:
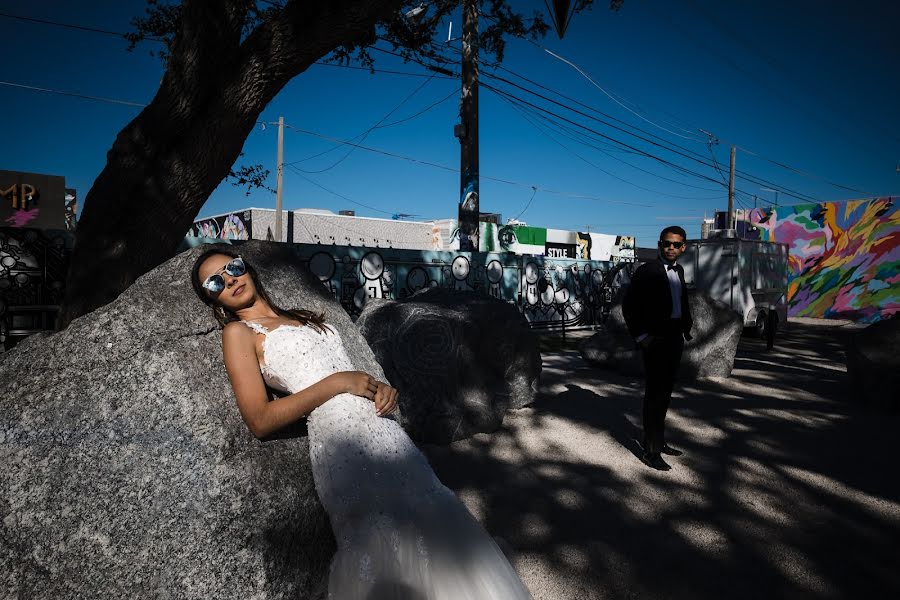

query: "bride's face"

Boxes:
[198, 254, 257, 312]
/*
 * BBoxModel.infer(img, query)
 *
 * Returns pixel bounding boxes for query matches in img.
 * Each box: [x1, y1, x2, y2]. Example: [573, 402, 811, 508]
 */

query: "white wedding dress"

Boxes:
[242, 321, 532, 600]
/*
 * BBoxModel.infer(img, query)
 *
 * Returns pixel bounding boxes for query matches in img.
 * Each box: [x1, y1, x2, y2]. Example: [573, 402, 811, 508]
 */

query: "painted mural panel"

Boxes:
[181, 235, 629, 329]
[188, 211, 252, 240]
[440, 220, 636, 262]
[733, 197, 898, 322]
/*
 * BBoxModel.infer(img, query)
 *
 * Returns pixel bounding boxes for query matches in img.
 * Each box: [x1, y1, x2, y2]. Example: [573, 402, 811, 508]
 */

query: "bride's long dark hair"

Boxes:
[190, 247, 329, 333]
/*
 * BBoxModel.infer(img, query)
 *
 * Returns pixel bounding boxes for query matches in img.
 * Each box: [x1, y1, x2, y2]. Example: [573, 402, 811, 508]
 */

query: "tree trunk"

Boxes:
[58, 0, 404, 330]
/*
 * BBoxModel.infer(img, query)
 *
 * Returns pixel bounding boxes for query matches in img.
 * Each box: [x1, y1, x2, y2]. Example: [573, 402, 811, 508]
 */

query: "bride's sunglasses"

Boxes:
[202, 256, 246, 293]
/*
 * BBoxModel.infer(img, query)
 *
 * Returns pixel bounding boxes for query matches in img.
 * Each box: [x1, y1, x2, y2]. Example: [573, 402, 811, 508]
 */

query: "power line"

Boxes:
[541, 47, 705, 143]
[285, 166, 393, 216]
[496, 91, 723, 201]
[0, 80, 147, 107]
[6, 9, 877, 202]
[495, 85, 725, 195]
[311, 61, 455, 80]
[286, 72, 438, 172]
[0, 10, 164, 41]
[488, 79, 829, 204]
[484, 26, 873, 201]
[511, 186, 539, 222]
[281, 123, 656, 207]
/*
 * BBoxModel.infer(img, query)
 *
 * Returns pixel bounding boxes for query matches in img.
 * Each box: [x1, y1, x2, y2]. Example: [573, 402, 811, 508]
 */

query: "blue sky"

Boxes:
[1, 0, 898, 242]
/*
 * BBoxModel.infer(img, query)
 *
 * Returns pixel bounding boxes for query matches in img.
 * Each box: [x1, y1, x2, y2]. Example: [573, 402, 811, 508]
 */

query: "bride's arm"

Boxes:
[222, 322, 379, 439]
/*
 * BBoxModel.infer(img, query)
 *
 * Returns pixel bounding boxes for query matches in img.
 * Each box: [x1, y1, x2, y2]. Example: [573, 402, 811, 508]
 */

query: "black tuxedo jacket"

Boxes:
[622, 259, 694, 341]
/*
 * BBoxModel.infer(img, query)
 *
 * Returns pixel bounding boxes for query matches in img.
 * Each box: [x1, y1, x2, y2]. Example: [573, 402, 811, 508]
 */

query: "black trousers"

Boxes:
[641, 319, 684, 455]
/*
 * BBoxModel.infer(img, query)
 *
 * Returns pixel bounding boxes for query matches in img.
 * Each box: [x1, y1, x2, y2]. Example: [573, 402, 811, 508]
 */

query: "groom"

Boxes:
[623, 226, 693, 471]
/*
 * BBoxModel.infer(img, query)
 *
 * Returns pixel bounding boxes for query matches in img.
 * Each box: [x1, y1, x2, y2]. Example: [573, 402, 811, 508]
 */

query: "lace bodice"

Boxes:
[242, 321, 355, 394]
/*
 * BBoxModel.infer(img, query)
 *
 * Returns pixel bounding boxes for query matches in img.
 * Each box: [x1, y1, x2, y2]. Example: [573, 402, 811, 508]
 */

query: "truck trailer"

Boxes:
[679, 235, 789, 338]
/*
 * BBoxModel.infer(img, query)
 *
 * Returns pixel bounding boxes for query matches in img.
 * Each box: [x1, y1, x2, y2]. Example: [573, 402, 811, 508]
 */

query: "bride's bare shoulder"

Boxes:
[222, 321, 254, 345]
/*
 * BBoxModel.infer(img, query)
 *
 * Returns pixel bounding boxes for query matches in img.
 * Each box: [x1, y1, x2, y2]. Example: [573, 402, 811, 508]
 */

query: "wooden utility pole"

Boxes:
[727, 145, 736, 229]
[456, 0, 480, 252]
[275, 116, 285, 242]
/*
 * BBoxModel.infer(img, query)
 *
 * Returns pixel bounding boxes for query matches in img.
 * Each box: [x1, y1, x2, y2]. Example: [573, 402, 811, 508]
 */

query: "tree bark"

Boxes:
[58, 0, 405, 329]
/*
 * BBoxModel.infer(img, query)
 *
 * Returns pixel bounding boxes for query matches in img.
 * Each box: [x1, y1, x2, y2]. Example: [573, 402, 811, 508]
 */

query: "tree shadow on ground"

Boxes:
[423, 322, 900, 599]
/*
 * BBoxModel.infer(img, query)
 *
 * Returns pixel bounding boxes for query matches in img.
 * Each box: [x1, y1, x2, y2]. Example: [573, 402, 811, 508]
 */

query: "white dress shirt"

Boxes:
[666, 263, 682, 318]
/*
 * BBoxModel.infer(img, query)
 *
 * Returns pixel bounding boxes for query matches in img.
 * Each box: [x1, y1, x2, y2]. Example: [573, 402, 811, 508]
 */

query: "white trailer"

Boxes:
[680, 235, 789, 337]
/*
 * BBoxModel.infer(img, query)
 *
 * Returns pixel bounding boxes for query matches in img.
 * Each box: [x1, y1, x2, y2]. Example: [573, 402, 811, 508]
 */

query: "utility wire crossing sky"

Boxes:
[1, 0, 897, 241]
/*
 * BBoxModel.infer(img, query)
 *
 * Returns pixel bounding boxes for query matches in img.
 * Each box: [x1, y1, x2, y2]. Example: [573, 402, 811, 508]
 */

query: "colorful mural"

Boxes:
[731, 197, 898, 322]
[440, 221, 636, 263]
[188, 211, 252, 241]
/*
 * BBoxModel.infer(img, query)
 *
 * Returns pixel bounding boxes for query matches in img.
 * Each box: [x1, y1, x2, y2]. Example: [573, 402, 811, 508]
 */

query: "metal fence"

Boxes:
[1, 233, 636, 351]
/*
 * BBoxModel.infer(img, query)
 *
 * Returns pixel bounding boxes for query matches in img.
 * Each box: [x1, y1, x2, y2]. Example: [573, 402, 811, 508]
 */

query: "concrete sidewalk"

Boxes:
[423, 320, 900, 599]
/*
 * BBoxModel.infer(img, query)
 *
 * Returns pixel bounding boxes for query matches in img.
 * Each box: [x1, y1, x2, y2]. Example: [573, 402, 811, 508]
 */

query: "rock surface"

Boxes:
[845, 317, 900, 411]
[0, 241, 388, 600]
[356, 288, 541, 443]
[580, 289, 743, 378]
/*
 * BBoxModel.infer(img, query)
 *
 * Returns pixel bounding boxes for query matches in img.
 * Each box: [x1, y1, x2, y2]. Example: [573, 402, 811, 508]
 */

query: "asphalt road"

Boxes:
[423, 319, 900, 600]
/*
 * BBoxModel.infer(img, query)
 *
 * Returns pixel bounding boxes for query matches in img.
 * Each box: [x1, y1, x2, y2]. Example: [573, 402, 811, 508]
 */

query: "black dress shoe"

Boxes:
[641, 453, 671, 471]
[660, 444, 683, 457]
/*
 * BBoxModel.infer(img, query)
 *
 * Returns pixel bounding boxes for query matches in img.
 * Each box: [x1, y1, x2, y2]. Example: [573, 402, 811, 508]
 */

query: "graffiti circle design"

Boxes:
[353, 287, 369, 310]
[308, 252, 335, 282]
[407, 267, 429, 292]
[451, 256, 470, 281]
[486, 260, 503, 284]
[540, 280, 555, 305]
[360, 251, 385, 280]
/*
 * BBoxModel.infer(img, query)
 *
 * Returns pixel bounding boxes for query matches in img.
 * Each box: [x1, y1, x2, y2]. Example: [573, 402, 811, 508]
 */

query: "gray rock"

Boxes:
[356, 288, 541, 444]
[579, 289, 743, 379]
[0, 241, 388, 600]
[845, 317, 900, 411]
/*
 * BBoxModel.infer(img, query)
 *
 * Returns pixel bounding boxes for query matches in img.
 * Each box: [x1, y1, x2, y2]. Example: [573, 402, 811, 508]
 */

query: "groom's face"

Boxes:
[659, 233, 686, 262]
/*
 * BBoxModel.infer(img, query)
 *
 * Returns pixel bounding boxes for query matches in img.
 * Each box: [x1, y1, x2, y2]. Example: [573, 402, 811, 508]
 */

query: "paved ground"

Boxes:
[423, 320, 900, 599]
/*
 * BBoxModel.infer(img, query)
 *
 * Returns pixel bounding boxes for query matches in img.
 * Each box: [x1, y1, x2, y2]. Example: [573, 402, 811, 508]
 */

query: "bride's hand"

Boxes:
[373, 382, 399, 417]
[337, 371, 378, 400]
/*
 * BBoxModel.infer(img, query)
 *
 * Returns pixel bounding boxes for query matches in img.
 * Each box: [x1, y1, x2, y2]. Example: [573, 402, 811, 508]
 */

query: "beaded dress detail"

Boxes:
[242, 321, 531, 600]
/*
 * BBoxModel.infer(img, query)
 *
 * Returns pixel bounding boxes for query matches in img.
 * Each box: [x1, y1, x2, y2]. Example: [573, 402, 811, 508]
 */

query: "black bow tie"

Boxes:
[667, 265, 677, 271]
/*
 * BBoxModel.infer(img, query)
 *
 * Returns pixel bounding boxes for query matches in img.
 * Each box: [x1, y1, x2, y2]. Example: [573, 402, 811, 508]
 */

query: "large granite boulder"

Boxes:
[845, 317, 900, 411]
[0, 241, 388, 600]
[580, 289, 743, 379]
[356, 288, 541, 444]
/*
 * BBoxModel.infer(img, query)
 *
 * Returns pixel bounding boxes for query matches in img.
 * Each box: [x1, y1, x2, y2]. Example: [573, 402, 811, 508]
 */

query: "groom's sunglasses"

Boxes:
[660, 241, 685, 249]
[202, 256, 246, 293]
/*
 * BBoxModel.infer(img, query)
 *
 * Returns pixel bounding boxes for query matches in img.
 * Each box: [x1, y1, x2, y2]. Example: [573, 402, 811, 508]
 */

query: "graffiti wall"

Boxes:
[731, 197, 898, 322]
[187, 211, 252, 240]
[182, 236, 631, 329]
[0, 228, 74, 350]
[437, 220, 636, 262]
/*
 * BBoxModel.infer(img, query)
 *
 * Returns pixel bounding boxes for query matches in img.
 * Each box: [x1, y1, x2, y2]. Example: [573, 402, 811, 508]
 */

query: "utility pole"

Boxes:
[727, 145, 736, 229]
[761, 187, 780, 210]
[275, 116, 285, 242]
[455, 0, 480, 252]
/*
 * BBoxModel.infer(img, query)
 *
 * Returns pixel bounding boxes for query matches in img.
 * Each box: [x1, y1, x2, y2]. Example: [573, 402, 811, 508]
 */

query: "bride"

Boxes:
[191, 248, 532, 599]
